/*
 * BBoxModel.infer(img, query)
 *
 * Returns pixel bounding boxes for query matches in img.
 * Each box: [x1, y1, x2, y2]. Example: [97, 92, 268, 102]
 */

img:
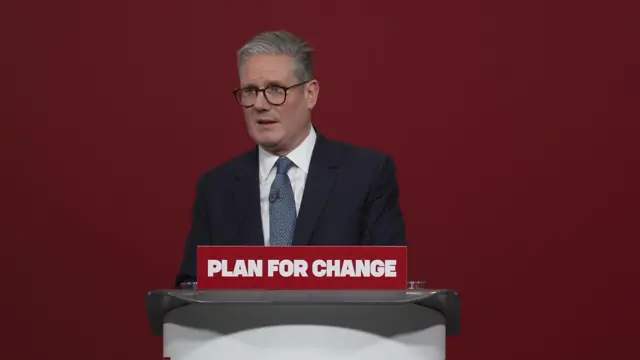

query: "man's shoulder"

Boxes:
[322, 138, 398, 189]
[197, 147, 256, 184]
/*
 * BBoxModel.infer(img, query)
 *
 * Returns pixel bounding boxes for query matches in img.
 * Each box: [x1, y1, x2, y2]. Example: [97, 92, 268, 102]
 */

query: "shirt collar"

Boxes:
[258, 126, 317, 182]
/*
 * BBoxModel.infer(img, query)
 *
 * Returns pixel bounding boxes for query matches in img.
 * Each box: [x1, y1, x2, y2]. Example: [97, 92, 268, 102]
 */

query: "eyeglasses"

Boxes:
[232, 80, 310, 108]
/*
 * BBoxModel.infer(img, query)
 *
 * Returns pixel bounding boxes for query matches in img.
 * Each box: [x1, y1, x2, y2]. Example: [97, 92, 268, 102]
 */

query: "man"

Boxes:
[175, 31, 406, 287]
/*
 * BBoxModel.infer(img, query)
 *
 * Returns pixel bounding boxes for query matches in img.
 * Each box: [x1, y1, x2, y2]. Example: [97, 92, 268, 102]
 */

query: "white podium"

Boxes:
[146, 288, 460, 360]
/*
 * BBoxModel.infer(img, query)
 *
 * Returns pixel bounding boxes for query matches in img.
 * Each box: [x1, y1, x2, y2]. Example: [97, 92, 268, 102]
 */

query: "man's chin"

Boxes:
[255, 135, 282, 150]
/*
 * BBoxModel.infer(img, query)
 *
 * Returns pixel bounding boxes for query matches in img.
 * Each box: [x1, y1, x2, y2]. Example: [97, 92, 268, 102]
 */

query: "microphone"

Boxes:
[269, 190, 280, 203]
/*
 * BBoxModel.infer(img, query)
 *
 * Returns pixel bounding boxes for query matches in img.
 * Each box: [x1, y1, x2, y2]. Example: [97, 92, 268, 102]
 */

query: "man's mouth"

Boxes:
[257, 119, 278, 125]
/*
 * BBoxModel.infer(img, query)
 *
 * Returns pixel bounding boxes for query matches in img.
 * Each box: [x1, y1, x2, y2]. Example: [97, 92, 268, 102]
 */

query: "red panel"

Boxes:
[196, 246, 407, 290]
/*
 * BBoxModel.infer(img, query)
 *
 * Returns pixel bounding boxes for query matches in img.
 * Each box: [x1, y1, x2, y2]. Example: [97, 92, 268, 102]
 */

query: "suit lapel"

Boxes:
[292, 134, 340, 246]
[231, 149, 264, 246]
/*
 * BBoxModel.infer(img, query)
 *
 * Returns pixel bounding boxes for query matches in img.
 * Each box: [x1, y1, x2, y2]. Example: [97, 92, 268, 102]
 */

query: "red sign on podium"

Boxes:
[196, 246, 407, 290]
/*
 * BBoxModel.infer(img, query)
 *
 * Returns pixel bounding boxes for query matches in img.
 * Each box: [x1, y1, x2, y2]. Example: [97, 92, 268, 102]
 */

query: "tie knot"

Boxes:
[275, 157, 294, 174]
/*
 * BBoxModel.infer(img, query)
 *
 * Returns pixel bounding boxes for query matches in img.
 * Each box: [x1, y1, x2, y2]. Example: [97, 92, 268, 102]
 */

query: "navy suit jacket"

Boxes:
[175, 132, 406, 287]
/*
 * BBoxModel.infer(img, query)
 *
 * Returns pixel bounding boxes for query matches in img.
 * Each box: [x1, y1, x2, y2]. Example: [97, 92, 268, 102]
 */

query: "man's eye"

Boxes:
[266, 87, 285, 94]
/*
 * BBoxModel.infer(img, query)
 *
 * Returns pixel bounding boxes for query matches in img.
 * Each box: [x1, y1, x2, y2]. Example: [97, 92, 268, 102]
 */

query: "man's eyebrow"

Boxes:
[240, 83, 258, 89]
[265, 81, 287, 87]
[241, 81, 287, 89]
[242, 80, 287, 89]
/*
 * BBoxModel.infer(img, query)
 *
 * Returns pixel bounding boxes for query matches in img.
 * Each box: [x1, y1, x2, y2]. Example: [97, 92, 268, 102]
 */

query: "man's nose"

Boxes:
[253, 91, 270, 110]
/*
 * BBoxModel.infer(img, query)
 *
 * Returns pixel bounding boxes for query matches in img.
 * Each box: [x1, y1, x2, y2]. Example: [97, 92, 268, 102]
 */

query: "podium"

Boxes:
[146, 287, 461, 360]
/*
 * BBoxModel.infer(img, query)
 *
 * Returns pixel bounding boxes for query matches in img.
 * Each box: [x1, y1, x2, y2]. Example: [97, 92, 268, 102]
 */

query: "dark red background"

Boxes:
[2, 1, 639, 359]
[197, 246, 408, 290]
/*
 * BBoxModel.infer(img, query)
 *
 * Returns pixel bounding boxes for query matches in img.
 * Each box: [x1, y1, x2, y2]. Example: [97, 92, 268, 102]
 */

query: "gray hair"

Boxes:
[237, 31, 314, 82]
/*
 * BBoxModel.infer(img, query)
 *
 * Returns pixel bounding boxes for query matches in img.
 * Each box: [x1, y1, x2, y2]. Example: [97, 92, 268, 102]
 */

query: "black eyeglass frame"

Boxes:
[232, 80, 311, 108]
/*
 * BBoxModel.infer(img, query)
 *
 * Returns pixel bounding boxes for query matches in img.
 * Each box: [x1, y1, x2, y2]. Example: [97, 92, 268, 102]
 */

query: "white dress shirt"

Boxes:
[258, 126, 317, 245]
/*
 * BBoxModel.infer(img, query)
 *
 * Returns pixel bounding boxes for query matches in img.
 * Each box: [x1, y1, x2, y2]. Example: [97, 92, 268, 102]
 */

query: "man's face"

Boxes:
[238, 54, 318, 155]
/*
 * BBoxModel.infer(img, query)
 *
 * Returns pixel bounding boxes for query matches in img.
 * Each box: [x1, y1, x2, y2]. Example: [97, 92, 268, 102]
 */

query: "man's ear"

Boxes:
[306, 79, 319, 110]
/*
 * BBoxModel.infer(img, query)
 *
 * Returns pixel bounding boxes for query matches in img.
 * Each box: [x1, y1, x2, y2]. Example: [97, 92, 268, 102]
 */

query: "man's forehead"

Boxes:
[239, 54, 296, 86]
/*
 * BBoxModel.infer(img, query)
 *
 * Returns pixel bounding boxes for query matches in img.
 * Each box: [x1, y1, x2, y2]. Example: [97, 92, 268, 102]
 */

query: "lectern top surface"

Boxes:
[146, 288, 460, 337]
[162, 289, 440, 303]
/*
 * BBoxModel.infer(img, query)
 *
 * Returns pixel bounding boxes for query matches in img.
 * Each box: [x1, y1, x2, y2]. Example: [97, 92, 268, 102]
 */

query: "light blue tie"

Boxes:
[269, 157, 296, 246]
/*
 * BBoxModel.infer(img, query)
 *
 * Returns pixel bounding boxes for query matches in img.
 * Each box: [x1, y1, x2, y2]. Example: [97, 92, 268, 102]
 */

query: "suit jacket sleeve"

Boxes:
[360, 155, 407, 246]
[174, 173, 212, 287]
